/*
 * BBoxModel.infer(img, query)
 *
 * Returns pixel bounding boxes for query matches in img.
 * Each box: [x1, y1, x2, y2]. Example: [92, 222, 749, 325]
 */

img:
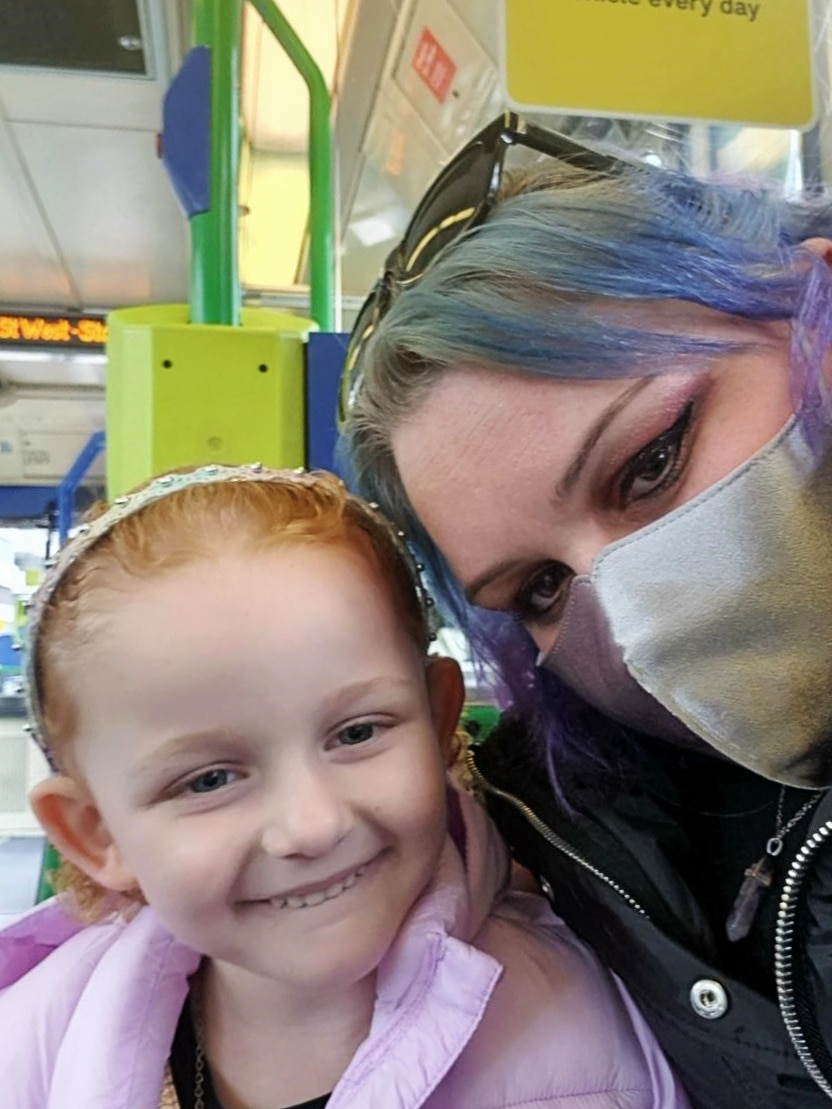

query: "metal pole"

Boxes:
[191, 0, 241, 325]
[56, 429, 106, 543]
[246, 0, 335, 331]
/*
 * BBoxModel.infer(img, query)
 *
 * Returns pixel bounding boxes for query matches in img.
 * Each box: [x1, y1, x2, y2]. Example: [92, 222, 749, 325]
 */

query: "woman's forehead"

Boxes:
[390, 304, 782, 464]
[391, 368, 630, 574]
[393, 365, 630, 467]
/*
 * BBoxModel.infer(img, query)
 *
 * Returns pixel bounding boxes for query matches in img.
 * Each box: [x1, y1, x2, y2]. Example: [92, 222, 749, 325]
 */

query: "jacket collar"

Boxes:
[328, 782, 507, 1107]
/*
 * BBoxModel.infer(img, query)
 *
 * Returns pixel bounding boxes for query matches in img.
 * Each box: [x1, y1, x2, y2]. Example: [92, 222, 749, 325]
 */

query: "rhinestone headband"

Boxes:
[24, 462, 434, 766]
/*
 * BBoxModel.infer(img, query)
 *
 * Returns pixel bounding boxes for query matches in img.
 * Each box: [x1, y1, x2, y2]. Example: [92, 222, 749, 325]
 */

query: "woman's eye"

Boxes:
[336, 722, 378, 747]
[618, 401, 694, 506]
[515, 563, 572, 621]
[186, 768, 238, 794]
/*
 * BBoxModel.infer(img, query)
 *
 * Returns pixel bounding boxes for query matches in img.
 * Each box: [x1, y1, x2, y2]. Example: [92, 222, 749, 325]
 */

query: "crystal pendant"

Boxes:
[725, 855, 774, 943]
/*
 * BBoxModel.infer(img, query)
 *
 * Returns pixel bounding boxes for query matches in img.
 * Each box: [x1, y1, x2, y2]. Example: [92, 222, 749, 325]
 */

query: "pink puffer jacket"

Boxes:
[0, 784, 690, 1109]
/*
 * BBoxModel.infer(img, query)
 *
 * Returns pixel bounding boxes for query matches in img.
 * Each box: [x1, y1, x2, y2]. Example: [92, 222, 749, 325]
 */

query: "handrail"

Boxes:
[56, 429, 106, 543]
[246, 0, 335, 331]
[191, 0, 241, 326]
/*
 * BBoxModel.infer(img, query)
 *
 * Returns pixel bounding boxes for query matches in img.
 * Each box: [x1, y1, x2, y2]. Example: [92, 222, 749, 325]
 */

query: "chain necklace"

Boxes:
[191, 1016, 332, 1109]
[193, 1010, 207, 1109]
[725, 784, 824, 943]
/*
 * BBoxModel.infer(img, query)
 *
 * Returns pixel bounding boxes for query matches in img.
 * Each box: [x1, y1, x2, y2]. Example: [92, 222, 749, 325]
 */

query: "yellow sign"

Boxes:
[501, 0, 814, 128]
[0, 313, 108, 348]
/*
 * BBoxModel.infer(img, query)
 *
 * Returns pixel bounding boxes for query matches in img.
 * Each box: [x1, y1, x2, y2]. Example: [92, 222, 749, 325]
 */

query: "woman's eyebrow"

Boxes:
[557, 377, 654, 497]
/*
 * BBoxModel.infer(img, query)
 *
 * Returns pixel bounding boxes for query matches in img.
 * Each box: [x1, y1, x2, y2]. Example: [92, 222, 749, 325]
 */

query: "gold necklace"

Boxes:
[725, 784, 824, 942]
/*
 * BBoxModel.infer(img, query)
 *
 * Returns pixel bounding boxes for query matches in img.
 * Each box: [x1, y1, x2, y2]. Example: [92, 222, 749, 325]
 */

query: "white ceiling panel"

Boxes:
[0, 0, 183, 129]
[13, 121, 188, 308]
[0, 69, 167, 131]
[0, 117, 75, 307]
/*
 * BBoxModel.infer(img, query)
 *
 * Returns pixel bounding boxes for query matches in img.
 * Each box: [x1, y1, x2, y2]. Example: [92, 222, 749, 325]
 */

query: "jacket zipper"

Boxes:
[471, 750, 832, 1097]
[775, 819, 832, 1100]
[465, 750, 649, 918]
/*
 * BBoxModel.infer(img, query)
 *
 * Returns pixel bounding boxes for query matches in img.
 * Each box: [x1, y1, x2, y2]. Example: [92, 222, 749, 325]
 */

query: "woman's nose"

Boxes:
[558, 524, 615, 578]
[524, 527, 617, 658]
[260, 766, 350, 859]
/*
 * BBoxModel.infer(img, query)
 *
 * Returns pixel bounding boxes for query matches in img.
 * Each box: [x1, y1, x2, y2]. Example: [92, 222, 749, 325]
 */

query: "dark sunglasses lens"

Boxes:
[340, 123, 504, 427]
[399, 139, 498, 279]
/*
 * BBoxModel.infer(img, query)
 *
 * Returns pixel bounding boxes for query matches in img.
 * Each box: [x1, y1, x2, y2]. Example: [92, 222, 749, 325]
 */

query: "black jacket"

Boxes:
[470, 718, 832, 1108]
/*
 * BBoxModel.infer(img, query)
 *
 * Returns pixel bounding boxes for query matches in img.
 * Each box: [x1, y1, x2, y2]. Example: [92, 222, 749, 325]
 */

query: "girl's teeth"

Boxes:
[272, 864, 369, 910]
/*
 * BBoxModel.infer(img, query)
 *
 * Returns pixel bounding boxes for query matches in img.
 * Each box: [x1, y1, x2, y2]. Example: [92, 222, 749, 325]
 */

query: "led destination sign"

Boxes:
[0, 312, 108, 350]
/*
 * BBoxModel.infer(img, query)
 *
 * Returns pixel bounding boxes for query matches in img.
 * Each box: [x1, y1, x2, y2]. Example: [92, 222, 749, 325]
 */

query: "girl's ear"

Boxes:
[29, 777, 137, 893]
[425, 656, 465, 765]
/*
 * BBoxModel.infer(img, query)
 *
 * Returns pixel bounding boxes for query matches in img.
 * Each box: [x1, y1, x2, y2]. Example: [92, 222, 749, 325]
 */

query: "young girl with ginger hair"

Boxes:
[0, 464, 687, 1109]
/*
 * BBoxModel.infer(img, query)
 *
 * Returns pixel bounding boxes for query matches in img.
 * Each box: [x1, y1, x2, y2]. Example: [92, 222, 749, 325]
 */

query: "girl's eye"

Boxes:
[186, 768, 238, 794]
[618, 401, 694, 506]
[336, 722, 378, 747]
[514, 562, 572, 622]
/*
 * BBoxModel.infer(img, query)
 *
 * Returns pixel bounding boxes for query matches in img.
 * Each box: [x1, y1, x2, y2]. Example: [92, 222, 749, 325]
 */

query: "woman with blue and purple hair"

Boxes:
[339, 113, 832, 1108]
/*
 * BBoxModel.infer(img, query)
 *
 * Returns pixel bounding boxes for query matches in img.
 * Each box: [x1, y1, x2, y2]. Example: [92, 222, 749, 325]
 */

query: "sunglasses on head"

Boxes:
[338, 110, 624, 429]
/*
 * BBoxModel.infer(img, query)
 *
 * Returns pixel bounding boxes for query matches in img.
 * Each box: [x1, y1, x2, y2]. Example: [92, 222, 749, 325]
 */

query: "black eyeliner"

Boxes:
[618, 399, 696, 506]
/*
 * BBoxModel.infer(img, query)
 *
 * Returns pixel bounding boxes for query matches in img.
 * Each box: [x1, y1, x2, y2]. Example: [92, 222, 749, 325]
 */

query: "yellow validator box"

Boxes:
[106, 304, 315, 498]
[501, 0, 815, 128]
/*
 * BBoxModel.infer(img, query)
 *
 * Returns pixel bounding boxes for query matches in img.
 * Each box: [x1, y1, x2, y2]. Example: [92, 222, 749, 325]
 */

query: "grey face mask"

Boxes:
[538, 417, 832, 789]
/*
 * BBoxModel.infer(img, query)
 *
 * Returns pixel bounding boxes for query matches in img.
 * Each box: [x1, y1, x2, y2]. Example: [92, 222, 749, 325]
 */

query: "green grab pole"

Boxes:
[37, 842, 61, 903]
[247, 0, 335, 331]
[191, 0, 241, 326]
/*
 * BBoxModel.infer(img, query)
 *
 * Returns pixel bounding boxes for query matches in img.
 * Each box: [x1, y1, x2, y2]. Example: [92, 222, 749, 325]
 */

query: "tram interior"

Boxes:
[0, 0, 829, 922]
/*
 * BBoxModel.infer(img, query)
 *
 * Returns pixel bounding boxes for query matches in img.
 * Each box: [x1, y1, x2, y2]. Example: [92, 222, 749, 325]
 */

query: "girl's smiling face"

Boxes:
[392, 313, 795, 659]
[40, 542, 461, 998]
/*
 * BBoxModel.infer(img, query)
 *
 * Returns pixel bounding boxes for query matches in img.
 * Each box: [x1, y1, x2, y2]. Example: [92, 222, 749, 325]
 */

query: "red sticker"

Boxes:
[412, 27, 457, 104]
